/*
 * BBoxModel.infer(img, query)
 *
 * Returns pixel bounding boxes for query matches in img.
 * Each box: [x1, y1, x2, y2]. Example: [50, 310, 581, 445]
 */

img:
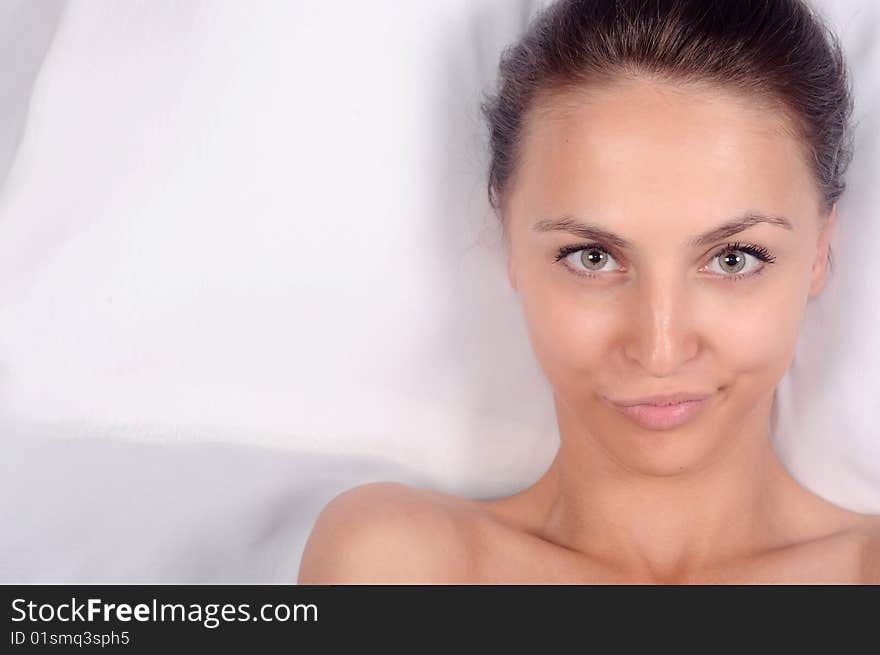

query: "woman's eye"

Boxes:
[705, 248, 763, 278]
[561, 246, 622, 275]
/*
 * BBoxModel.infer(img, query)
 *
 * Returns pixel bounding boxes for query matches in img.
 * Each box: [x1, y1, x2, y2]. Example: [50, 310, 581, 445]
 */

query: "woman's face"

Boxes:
[503, 77, 836, 475]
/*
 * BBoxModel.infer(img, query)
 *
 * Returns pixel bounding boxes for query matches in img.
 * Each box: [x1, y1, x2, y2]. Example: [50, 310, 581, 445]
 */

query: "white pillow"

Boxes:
[0, 0, 877, 515]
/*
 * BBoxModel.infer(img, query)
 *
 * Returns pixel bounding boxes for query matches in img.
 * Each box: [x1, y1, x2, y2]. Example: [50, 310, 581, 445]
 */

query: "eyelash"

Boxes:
[553, 240, 777, 282]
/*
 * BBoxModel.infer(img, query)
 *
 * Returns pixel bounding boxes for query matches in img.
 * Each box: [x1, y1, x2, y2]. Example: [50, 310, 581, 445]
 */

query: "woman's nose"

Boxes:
[622, 274, 700, 377]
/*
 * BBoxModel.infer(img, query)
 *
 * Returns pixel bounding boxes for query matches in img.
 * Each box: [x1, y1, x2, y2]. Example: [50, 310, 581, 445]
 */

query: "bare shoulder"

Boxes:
[859, 515, 880, 584]
[297, 482, 478, 584]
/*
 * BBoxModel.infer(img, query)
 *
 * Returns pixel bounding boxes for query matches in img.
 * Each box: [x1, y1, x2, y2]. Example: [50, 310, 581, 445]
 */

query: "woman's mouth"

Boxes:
[608, 396, 713, 430]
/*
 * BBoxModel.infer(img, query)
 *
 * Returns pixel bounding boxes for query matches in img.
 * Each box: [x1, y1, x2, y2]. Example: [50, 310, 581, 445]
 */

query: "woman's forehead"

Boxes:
[512, 79, 819, 225]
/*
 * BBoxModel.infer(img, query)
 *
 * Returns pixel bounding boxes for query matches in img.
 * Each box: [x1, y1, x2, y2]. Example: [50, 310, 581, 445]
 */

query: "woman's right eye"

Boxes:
[556, 244, 623, 277]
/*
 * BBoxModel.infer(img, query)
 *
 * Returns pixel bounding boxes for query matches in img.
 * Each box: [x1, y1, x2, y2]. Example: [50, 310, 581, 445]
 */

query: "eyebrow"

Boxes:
[532, 211, 795, 249]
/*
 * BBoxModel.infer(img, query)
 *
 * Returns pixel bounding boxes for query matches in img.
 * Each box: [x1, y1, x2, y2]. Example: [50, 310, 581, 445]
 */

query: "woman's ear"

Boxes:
[507, 254, 518, 292]
[808, 204, 837, 298]
[501, 220, 518, 292]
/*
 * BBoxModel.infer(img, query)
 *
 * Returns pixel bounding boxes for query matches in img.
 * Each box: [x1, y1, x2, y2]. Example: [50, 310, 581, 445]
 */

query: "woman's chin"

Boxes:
[594, 398, 733, 476]
[603, 432, 723, 478]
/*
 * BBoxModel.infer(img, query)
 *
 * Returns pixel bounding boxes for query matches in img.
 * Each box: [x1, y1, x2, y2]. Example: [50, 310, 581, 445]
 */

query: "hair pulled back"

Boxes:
[481, 0, 856, 219]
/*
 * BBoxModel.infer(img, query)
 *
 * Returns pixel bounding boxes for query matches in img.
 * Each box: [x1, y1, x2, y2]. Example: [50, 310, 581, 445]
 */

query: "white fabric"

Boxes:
[0, 0, 877, 582]
[1, 429, 429, 583]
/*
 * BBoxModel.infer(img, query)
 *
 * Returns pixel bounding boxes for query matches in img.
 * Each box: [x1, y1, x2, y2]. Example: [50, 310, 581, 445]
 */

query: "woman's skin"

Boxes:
[298, 77, 880, 584]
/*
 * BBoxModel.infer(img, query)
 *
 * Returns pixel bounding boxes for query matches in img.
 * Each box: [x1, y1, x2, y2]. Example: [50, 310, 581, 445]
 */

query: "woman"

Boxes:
[298, 0, 880, 584]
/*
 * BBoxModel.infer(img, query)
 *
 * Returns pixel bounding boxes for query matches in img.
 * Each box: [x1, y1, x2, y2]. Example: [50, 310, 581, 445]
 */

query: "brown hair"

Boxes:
[480, 0, 856, 229]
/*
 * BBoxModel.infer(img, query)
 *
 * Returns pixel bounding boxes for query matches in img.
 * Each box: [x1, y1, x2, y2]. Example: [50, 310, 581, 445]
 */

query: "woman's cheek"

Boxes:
[518, 279, 617, 384]
[718, 285, 806, 383]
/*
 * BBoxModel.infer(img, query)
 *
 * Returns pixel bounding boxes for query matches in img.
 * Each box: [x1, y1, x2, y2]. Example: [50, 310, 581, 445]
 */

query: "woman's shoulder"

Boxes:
[859, 514, 880, 583]
[296, 482, 482, 584]
[801, 507, 880, 584]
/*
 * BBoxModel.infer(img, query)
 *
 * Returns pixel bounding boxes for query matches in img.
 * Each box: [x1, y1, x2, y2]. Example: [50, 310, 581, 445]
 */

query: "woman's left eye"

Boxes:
[704, 242, 777, 281]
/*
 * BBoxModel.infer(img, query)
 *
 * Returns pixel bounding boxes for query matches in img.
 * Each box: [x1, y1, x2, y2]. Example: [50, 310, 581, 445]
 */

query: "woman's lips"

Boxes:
[610, 397, 711, 430]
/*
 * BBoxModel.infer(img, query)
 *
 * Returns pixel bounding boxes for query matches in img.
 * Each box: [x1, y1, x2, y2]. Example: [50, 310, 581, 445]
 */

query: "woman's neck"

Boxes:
[513, 391, 847, 582]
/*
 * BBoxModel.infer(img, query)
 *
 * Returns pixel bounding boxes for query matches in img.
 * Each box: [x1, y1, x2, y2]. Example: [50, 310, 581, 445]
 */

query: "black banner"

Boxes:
[2, 585, 876, 650]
